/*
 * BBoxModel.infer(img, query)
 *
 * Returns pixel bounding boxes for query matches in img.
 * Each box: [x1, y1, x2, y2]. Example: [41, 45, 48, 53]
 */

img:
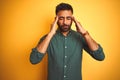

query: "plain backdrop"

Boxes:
[1, 0, 120, 80]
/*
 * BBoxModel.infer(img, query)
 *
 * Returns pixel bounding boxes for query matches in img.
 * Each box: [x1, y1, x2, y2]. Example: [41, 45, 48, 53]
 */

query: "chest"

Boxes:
[48, 35, 83, 56]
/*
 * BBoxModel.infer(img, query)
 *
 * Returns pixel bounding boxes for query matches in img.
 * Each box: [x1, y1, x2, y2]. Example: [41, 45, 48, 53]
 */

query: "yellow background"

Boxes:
[1, 0, 120, 80]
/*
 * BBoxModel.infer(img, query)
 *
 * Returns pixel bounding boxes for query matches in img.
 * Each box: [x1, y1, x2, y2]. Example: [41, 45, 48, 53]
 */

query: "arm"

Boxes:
[73, 17, 105, 61]
[73, 17, 98, 51]
[37, 16, 58, 53]
[30, 16, 58, 64]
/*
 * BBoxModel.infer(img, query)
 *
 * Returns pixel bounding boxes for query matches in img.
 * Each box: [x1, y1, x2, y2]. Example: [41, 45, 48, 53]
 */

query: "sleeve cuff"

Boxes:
[91, 44, 105, 61]
[30, 48, 45, 64]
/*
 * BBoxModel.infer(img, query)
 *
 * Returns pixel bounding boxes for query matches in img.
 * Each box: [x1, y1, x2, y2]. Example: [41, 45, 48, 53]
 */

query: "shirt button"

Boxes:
[64, 75, 66, 78]
[64, 65, 67, 68]
[65, 46, 67, 48]
[65, 56, 67, 58]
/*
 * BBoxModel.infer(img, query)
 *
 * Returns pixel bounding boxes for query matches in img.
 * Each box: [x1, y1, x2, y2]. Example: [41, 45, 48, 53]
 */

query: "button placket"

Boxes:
[64, 65, 67, 68]
[64, 37, 68, 79]
[65, 56, 67, 58]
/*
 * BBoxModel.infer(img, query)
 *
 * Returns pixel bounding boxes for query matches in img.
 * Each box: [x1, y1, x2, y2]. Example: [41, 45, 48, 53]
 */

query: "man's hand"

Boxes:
[72, 16, 99, 51]
[72, 17, 87, 35]
[49, 16, 58, 35]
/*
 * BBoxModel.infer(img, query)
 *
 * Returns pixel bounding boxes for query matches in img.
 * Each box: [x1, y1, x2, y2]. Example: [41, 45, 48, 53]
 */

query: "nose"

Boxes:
[63, 18, 67, 24]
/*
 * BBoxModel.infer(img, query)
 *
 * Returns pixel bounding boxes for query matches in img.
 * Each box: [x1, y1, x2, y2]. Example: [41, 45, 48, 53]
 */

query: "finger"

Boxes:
[51, 16, 58, 26]
[55, 16, 58, 23]
[72, 16, 78, 24]
[51, 16, 58, 29]
[72, 16, 78, 26]
[71, 16, 75, 21]
[73, 17, 81, 25]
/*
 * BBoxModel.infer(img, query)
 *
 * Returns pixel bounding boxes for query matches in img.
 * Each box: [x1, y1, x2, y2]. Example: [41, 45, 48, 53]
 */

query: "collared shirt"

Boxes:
[30, 29, 105, 80]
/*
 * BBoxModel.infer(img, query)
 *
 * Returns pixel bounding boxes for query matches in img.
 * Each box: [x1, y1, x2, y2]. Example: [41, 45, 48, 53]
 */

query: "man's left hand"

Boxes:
[72, 17, 87, 35]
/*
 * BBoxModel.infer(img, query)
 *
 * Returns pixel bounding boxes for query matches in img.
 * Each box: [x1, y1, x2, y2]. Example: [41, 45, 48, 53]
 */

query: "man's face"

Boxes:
[57, 10, 73, 32]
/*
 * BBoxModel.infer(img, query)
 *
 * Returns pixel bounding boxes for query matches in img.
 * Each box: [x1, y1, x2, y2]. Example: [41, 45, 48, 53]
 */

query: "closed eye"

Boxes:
[67, 17, 72, 20]
[59, 17, 64, 20]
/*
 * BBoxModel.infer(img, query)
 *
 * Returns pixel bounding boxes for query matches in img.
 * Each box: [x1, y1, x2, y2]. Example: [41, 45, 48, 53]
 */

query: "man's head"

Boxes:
[56, 3, 73, 15]
[56, 3, 73, 32]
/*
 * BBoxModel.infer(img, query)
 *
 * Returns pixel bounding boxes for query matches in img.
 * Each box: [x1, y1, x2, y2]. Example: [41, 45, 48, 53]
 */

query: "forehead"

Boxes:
[57, 10, 73, 17]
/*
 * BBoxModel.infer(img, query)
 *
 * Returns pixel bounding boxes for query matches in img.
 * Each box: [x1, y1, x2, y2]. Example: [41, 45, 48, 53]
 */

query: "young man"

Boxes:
[30, 3, 105, 80]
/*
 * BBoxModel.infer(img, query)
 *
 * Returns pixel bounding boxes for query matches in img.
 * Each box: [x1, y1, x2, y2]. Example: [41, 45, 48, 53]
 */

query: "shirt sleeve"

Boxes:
[81, 36, 105, 61]
[30, 48, 45, 64]
[30, 35, 47, 64]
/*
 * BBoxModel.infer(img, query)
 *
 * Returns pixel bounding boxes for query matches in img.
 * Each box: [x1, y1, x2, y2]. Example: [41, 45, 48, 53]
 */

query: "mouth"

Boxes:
[58, 24, 71, 32]
[63, 25, 69, 28]
[62, 25, 70, 31]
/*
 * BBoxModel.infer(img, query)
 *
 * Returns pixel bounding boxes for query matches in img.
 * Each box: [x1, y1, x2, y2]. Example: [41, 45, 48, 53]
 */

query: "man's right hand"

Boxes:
[49, 16, 58, 35]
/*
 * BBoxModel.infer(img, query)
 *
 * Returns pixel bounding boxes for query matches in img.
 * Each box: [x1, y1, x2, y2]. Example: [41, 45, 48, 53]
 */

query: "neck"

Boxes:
[62, 31, 70, 36]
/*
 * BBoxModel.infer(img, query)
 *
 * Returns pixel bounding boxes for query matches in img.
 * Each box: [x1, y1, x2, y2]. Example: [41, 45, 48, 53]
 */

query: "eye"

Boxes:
[67, 17, 72, 20]
[59, 17, 64, 20]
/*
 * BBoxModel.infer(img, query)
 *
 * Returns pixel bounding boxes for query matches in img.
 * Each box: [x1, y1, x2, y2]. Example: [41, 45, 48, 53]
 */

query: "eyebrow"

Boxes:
[59, 16, 72, 18]
[66, 16, 72, 18]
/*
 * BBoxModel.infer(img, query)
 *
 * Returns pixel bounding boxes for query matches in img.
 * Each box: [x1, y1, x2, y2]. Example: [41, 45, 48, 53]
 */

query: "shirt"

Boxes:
[30, 29, 105, 80]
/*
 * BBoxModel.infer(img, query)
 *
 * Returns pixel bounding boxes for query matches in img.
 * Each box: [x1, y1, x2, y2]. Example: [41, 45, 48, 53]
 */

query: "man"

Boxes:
[30, 3, 105, 80]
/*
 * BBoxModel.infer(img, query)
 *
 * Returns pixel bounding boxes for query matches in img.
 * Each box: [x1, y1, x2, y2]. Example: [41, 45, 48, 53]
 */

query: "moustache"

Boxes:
[63, 24, 70, 27]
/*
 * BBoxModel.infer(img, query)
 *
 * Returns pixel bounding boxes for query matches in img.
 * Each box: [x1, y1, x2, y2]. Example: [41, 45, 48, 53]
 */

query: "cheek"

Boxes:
[68, 20, 73, 25]
[58, 20, 63, 25]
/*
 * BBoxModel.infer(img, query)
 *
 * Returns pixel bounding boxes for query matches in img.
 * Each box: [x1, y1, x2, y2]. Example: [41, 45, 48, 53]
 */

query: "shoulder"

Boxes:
[71, 30, 82, 37]
[71, 30, 85, 41]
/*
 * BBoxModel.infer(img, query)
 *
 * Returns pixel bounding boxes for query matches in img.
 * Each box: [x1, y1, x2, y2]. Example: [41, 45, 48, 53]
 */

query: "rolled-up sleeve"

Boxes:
[30, 48, 45, 64]
[30, 35, 47, 64]
[81, 34, 105, 61]
[88, 44, 105, 61]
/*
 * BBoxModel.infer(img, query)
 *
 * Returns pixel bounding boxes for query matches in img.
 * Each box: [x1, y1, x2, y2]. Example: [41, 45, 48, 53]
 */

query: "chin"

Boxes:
[62, 29, 71, 32]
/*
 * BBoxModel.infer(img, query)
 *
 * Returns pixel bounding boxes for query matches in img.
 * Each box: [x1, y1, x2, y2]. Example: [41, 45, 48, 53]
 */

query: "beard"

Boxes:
[57, 23, 72, 32]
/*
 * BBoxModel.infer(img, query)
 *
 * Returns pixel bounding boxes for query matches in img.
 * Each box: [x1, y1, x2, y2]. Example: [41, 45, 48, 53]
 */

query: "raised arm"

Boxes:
[30, 16, 58, 64]
[73, 17, 105, 61]
[73, 17, 98, 51]
[36, 16, 58, 54]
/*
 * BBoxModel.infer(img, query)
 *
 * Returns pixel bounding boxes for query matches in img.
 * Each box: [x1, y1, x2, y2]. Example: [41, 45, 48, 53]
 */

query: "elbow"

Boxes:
[30, 55, 40, 64]
[29, 48, 44, 64]
[97, 55, 105, 61]
[29, 52, 40, 64]
[95, 52, 105, 61]
[30, 57, 39, 64]
[30, 60, 36, 64]
[93, 45, 105, 61]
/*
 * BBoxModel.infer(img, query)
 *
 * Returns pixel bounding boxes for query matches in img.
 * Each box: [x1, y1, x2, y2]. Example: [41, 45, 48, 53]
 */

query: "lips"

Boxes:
[58, 24, 71, 32]
[63, 25, 69, 28]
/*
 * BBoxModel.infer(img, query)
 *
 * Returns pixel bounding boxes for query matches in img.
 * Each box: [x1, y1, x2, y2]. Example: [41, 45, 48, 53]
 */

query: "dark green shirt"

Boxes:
[30, 29, 105, 80]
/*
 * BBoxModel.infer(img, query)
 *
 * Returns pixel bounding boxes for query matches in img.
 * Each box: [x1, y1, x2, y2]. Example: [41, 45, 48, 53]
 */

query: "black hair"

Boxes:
[55, 3, 73, 15]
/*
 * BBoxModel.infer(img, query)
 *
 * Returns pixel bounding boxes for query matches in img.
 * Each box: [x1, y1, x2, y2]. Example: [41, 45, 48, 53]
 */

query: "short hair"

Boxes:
[55, 3, 73, 15]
